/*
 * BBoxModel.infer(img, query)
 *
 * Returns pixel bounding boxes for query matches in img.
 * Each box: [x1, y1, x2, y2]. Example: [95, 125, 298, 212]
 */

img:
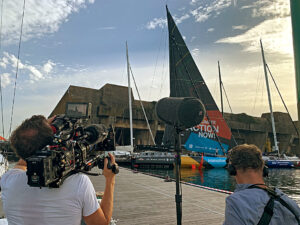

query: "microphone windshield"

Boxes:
[84, 124, 108, 145]
[155, 97, 206, 130]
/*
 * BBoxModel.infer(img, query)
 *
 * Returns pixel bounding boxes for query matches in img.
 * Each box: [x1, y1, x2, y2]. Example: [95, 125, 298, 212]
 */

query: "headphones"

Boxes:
[227, 161, 269, 177]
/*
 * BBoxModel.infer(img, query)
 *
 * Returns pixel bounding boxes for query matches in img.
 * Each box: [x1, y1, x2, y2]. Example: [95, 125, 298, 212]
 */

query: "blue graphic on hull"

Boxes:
[184, 132, 229, 156]
[266, 160, 294, 168]
[203, 156, 227, 168]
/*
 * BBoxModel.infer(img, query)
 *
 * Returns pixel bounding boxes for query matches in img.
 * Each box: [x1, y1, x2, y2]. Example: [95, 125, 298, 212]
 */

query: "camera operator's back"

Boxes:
[1, 168, 99, 225]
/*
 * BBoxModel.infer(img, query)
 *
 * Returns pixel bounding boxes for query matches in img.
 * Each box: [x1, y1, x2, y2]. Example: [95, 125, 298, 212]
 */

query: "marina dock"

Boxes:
[90, 168, 227, 225]
[0, 167, 228, 224]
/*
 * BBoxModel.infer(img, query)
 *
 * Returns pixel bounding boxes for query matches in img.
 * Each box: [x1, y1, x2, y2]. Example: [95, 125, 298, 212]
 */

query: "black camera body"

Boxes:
[26, 115, 116, 188]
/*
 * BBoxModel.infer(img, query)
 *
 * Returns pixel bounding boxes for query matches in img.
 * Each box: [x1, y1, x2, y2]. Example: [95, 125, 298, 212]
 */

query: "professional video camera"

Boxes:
[26, 114, 118, 188]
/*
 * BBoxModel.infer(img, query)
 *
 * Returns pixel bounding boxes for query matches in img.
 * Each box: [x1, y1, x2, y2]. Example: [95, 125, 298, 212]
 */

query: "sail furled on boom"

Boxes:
[162, 7, 235, 155]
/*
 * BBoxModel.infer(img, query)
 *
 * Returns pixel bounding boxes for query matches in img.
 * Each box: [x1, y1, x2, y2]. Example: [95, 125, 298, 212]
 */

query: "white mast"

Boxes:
[260, 39, 279, 156]
[126, 42, 134, 150]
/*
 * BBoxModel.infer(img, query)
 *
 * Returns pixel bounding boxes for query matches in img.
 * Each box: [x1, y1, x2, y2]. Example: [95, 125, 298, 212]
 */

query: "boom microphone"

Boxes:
[155, 97, 206, 130]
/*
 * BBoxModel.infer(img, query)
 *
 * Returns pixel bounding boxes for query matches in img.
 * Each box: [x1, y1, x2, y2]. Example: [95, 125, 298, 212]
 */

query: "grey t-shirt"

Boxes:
[1, 169, 99, 225]
[223, 184, 300, 225]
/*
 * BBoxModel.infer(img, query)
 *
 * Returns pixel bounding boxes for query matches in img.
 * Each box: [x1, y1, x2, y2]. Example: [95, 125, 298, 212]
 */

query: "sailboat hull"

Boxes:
[181, 155, 226, 168]
[265, 160, 294, 168]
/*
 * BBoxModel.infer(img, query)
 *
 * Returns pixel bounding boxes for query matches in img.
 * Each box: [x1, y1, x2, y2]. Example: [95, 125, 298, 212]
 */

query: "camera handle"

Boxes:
[106, 157, 119, 174]
[77, 156, 119, 177]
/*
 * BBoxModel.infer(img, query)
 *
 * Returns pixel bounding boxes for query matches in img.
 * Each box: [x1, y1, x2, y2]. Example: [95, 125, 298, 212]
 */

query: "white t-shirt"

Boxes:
[1, 169, 99, 225]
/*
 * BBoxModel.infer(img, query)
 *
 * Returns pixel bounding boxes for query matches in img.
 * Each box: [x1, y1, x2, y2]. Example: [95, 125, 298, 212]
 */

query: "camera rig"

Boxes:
[26, 115, 118, 188]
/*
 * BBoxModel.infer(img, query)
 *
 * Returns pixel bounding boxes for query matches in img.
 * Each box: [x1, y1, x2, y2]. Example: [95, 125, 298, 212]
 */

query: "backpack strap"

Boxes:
[247, 184, 300, 225]
[256, 197, 274, 225]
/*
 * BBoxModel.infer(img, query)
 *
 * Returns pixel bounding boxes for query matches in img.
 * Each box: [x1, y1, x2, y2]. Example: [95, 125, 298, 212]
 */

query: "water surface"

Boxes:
[134, 167, 300, 205]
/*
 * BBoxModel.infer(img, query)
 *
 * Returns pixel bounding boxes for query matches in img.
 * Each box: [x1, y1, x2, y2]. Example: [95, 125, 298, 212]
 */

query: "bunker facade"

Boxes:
[50, 83, 300, 155]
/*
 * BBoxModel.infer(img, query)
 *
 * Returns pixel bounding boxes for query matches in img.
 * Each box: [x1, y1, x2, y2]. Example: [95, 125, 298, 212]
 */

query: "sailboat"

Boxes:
[115, 43, 175, 168]
[260, 40, 294, 168]
[162, 7, 236, 168]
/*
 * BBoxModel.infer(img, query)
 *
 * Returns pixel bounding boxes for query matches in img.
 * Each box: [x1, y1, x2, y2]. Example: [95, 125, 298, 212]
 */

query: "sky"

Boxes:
[0, 0, 297, 138]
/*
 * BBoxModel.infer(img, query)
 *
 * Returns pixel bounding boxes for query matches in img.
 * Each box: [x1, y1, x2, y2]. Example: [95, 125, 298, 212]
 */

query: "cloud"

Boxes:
[4, 52, 25, 69]
[175, 14, 190, 24]
[28, 65, 43, 81]
[232, 25, 248, 30]
[2, 0, 94, 45]
[191, 48, 200, 57]
[0, 62, 6, 69]
[0, 52, 57, 83]
[147, 0, 233, 30]
[97, 26, 116, 30]
[1, 73, 12, 88]
[190, 0, 232, 23]
[190, 0, 198, 5]
[146, 13, 189, 30]
[190, 36, 196, 42]
[146, 18, 167, 30]
[43, 60, 56, 74]
[242, 0, 289, 18]
[207, 28, 215, 32]
[216, 17, 292, 56]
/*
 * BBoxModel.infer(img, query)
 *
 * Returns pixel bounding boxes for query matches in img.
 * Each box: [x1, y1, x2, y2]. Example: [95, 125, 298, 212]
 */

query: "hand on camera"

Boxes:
[103, 153, 118, 179]
[47, 115, 56, 124]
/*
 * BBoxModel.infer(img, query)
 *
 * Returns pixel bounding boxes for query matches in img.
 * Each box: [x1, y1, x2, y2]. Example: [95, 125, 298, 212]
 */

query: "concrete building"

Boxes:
[50, 83, 300, 155]
[50, 84, 164, 147]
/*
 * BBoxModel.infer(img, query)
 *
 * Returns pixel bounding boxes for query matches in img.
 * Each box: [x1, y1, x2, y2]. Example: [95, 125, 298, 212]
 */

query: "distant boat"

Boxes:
[260, 40, 295, 168]
[162, 7, 236, 168]
[131, 151, 174, 169]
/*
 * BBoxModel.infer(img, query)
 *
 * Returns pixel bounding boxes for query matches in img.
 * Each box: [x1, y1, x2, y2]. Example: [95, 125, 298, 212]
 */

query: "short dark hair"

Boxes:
[10, 115, 53, 159]
[228, 144, 264, 171]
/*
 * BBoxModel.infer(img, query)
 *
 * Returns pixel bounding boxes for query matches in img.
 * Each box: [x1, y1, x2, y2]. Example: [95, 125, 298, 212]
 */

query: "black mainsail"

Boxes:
[163, 7, 235, 157]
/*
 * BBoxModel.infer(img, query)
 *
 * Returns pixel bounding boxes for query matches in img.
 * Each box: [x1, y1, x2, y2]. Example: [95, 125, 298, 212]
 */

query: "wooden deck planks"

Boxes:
[89, 168, 227, 225]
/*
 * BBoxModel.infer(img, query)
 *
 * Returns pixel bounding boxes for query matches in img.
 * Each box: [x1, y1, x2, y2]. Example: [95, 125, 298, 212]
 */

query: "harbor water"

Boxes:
[133, 167, 300, 205]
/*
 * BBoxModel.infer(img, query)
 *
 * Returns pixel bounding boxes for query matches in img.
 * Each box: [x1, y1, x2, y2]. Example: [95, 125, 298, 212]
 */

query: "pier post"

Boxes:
[174, 130, 182, 225]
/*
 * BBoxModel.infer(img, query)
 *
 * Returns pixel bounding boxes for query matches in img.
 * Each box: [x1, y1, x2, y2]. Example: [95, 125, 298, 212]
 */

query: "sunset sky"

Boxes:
[0, 0, 296, 138]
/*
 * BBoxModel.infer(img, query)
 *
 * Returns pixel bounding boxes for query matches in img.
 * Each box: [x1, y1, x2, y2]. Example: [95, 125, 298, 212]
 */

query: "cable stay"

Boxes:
[218, 61, 239, 145]
[9, 0, 26, 136]
[129, 66, 156, 145]
[148, 25, 166, 100]
[266, 63, 299, 137]
[158, 29, 168, 97]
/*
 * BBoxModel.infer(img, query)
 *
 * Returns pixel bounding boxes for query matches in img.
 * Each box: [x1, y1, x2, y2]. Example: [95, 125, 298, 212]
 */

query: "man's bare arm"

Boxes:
[83, 153, 116, 225]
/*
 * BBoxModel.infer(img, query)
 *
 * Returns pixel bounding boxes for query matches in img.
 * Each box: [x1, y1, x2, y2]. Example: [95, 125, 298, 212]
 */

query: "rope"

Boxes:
[221, 82, 239, 143]
[9, 0, 26, 136]
[158, 28, 168, 97]
[266, 64, 299, 137]
[148, 24, 165, 100]
[129, 66, 156, 145]
[0, 0, 5, 138]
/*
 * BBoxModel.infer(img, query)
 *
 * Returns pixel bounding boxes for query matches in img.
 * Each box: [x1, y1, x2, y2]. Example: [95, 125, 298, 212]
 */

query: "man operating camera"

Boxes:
[1, 115, 116, 225]
[224, 144, 300, 225]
